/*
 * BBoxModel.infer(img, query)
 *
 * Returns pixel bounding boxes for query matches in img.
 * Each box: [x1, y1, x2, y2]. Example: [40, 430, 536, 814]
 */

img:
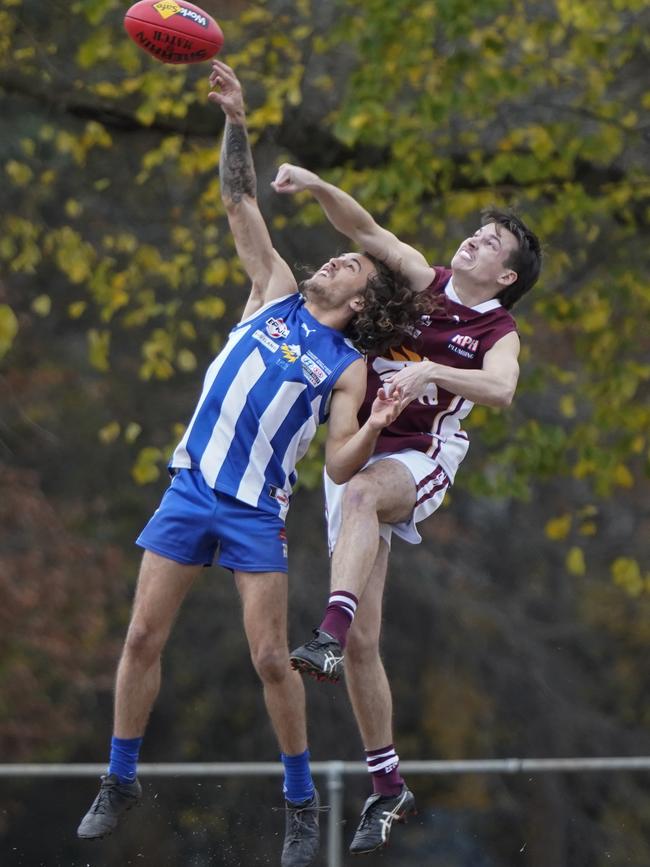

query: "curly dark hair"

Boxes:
[345, 253, 437, 355]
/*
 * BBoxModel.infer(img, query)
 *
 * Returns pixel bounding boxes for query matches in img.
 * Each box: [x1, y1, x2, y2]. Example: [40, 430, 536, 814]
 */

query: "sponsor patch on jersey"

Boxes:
[448, 333, 479, 359]
[253, 329, 279, 353]
[266, 317, 290, 339]
[280, 343, 301, 363]
[300, 351, 331, 386]
[269, 486, 290, 507]
[420, 314, 432, 326]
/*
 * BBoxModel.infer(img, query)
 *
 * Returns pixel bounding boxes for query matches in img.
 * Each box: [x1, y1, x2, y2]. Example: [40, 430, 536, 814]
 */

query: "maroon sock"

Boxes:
[366, 745, 404, 797]
[319, 590, 358, 649]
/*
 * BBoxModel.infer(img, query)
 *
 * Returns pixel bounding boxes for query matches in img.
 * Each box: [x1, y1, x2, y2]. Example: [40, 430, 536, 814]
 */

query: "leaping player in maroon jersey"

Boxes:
[272, 163, 542, 855]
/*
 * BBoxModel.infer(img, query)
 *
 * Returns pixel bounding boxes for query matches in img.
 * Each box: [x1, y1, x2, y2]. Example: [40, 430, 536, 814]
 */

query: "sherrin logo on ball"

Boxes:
[124, 0, 224, 65]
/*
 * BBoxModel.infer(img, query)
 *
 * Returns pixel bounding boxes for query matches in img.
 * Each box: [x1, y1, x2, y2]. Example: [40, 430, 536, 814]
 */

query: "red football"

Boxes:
[124, 0, 224, 65]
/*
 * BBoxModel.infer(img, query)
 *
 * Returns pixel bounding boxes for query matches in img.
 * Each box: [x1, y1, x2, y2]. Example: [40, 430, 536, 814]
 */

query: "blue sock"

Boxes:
[281, 750, 315, 805]
[108, 736, 143, 784]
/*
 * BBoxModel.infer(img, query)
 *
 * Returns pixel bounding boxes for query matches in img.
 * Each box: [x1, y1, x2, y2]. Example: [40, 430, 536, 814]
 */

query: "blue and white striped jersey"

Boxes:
[171, 293, 361, 517]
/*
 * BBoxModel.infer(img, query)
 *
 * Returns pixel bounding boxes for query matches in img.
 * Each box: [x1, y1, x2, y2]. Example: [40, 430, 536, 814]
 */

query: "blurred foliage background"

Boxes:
[1, 0, 650, 865]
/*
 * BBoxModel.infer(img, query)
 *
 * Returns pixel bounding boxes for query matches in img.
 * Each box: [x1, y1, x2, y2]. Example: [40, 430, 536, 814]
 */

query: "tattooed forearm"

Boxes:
[220, 118, 256, 204]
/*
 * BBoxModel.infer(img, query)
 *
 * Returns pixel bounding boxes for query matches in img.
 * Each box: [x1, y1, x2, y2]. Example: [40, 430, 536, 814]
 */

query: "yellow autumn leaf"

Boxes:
[176, 349, 197, 372]
[203, 259, 229, 287]
[194, 297, 226, 320]
[545, 514, 572, 541]
[613, 464, 634, 488]
[559, 394, 576, 418]
[573, 459, 596, 479]
[132, 447, 163, 485]
[31, 295, 51, 316]
[88, 329, 110, 372]
[65, 199, 83, 218]
[0, 304, 19, 359]
[611, 558, 644, 596]
[124, 422, 142, 444]
[98, 421, 121, 444]
[68, 301, 87, 319]
[566, 546, 586, 576]
[5, 160, 33, 186]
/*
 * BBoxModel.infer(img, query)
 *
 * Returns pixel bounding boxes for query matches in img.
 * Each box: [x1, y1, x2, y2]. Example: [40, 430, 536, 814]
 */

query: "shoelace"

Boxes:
[91, 785, 116, 814]
[356, 806, 376, 831]
[284, 803, 328, 841]
[357, 797, 389, 831]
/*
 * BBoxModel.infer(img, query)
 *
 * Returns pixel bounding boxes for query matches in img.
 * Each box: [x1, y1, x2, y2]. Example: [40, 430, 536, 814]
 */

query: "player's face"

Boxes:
[451, 222, 518, 289]
[303, 253, 375, 310]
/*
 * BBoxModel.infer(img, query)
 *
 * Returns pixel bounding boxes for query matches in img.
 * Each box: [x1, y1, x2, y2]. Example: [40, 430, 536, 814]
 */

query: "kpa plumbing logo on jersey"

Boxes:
[448, 333, 479, 359]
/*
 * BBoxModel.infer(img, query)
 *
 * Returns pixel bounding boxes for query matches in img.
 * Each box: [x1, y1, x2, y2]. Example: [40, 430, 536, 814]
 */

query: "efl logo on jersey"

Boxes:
[266, 317, 289, 339]
[280, 343, 301, 363]
[449, 333, 479, 358]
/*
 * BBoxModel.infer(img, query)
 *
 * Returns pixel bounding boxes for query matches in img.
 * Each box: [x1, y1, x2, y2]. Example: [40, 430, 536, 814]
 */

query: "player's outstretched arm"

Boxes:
[324, 361, 405, 484]
[272, 163, 433, 293]
[384, 331, 521, 407]
[209, 61, 297, 309]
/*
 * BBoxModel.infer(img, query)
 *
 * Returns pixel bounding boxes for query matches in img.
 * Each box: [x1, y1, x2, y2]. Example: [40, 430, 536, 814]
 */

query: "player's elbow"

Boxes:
[325, 459, 354, 486]
[223, 191, 257, 215]
[493, 381, 517, 408]
[326, 466, 351, 486]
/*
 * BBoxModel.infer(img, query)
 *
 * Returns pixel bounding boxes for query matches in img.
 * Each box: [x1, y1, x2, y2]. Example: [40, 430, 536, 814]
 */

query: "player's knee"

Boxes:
[123, 621, 165, 664]
[341, 474, 379, 515]
[346, 626, 380, 668]
[251, 646, 289, 684]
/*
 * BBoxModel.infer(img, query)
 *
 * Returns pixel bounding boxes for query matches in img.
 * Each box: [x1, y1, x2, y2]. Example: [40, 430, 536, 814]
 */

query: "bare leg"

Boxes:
[344, 540, 393, 749]
[114, 550, 199, 738]
[235, 570, 307, 754]
[330, 459, 415, 599]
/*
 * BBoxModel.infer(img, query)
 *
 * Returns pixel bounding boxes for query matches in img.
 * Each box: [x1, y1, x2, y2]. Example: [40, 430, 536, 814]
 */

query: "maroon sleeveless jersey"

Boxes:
[359, 267, 517, 481]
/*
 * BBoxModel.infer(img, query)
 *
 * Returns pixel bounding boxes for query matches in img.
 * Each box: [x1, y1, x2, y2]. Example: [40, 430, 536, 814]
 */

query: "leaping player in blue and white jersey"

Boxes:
[76, 61, 430, 867]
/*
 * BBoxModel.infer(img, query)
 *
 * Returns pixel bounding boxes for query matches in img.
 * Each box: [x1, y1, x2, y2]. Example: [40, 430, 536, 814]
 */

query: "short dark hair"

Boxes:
[345, 253, 436, 355]
[481, 208, 542, 309]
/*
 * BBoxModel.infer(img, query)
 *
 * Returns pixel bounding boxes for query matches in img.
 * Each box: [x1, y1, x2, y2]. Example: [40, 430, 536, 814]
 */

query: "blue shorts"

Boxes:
[136, 468, 289, 573]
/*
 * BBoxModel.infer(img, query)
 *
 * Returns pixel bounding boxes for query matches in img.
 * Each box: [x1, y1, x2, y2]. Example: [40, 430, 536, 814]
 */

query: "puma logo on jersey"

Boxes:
[301, 322, 316, 337]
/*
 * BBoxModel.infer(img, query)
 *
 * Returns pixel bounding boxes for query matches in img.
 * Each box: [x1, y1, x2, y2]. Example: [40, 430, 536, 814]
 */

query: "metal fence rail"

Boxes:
[3, 758, 650, 867]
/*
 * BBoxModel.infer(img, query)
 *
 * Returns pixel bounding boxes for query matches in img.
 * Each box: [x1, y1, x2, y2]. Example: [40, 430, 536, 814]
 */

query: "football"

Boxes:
[124, 0, 224, 64]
